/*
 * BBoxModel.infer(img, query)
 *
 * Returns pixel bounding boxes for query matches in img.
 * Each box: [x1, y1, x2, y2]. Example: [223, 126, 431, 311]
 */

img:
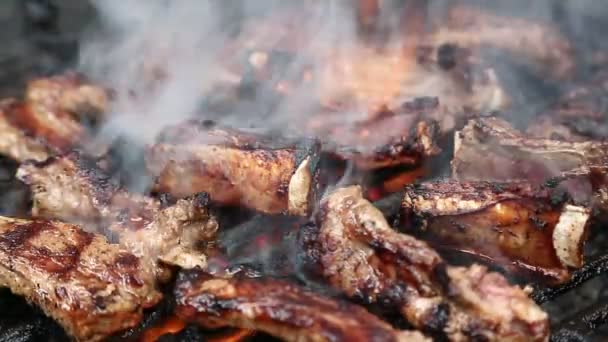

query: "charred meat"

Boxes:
[146, 120, 321, 215]
[302, 186, 549, 341]
[400, 180, 591, 283]
[175, 270, 429, 342]
[16, 151, 218, 279]
[0, 216, 161, 341]
[0, 73, 108, 162]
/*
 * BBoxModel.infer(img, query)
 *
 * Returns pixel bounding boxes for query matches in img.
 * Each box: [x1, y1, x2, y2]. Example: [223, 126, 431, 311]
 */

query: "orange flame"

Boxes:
[208, 329, 256, 342]
[141, 317, 186, 342]
[382, 167, 426, 193]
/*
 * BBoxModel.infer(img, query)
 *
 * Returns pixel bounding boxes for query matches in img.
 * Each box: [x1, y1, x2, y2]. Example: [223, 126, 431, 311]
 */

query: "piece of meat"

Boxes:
[400, 180, 591, 284]
[302, 186, 548, 341]
[145, 120, 322, 215]
[452, 117, 608, 211]
[16, 151, 218, 280]
[428, 6, 574, 79]
[0, 216, 161, 341]
[174, 270, 429, 342]
[0, 73, 108, 162]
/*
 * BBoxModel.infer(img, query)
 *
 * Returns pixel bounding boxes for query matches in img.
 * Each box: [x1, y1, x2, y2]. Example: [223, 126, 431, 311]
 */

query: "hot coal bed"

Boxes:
[2, 1, 608, 341]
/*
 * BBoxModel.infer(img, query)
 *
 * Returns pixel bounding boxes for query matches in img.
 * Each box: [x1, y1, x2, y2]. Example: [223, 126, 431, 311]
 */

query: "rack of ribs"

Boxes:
[399, 180, 591, 284]
[145, 119, 322, 215]
[0, 73, 108, 162]
[174, 270, 430, 342]
[0, 216, 161, 341]
[16, 151, 218, 281]
[301, 186, 549, 341]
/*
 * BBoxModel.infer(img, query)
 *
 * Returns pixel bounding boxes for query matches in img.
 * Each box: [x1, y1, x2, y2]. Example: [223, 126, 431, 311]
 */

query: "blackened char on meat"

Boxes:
[174, 270, 429, 342]
[0, 73, 108, 162]
[146, 119, 322, 215]
[16, 151, 218, 280]
[400, 180, 591, 284]
[302, 186, 548, 341]
[0, 216, 161, 341]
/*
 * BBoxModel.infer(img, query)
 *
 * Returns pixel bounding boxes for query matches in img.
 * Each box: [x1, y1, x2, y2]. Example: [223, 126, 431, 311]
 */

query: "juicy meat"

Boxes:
[400, 180, 591, 283]
[175, 270, 429, 342]
[0, 73, 108, 162]
[146, 120, 321, 215]
[0, 216, 161, 341]
[16, 151, 218, 279]
[428, 6, 574, 79]
[302, 186, 548, 341]
[452, 117, 608, 210]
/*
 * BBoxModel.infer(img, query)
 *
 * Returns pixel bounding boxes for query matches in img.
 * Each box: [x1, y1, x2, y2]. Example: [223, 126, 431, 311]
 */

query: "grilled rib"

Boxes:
[0, 73, 108, 162]
[302, 186, 548, 341]
[452, 117, 608, 211]
[400, 180, 591, 284]
[0, 216, 161, 341]
[16, 151, 218, 279]
[145, 120, 321, 215]
[175, 270, 429, 342]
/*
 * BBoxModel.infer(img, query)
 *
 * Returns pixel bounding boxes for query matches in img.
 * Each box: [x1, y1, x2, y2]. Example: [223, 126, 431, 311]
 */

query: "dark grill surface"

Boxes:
[2, 1, 608, 341]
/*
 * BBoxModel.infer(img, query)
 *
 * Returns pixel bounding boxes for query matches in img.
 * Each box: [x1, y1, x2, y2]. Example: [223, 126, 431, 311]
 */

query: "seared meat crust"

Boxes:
[0, 216, 161, 341]
[16, 151, 218, 279]
[400, 180, 591, 283]
[304, 186, 549, 341]
[146, 120, 321, 215]
[175, 270, 429, 342]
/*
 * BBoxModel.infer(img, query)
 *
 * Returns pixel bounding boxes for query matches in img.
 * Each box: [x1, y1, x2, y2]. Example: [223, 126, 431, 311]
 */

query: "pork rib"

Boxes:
[0, 216, 161, 341]
[452, 117, 608, 211]
[146, 120, 321, 215]
[302, 186, 549, 341]
[175, 270, 429, 342]
[16, 151, 218, 279]
[400, 180, 591, 283]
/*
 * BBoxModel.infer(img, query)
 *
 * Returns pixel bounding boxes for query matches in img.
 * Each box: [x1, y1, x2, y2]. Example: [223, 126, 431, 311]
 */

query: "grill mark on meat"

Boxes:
[0, 217, 161, 341]
[0, 220, 49, 249]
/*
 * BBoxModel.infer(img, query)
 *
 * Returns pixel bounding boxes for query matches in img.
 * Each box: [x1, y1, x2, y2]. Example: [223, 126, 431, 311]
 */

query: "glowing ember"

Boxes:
[141, 317, 186, 342]
[382, 167, 426, 193]
[208, 329, 256, 342]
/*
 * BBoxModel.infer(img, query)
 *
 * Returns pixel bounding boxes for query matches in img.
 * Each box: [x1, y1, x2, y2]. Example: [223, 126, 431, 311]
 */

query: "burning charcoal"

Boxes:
[400, 180, 591, 284]
[302, 186, 549, 341]
[174, 270, 429, 342]
[145, 120, 322, 216]
[0, 73, 108, 162]
[427, 5, 575, 79]
[0, 216, 162, 341]
[452, 117, 608, 212]
[16, 151, 219, 281]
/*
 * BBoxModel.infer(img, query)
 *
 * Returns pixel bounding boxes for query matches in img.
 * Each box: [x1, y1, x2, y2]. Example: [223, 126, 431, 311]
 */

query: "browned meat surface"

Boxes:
[452, 117, 608, 210]
[16, 151, 218, 280]
[0, 216, 161, 341]
[175, 270, 429, 342]
[428, 6, 574, 79]
[400, 180, 591, 283]
[146, 120, 321, 215]
[0, 73, 108, 162]
[302, 186, 548, 341]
